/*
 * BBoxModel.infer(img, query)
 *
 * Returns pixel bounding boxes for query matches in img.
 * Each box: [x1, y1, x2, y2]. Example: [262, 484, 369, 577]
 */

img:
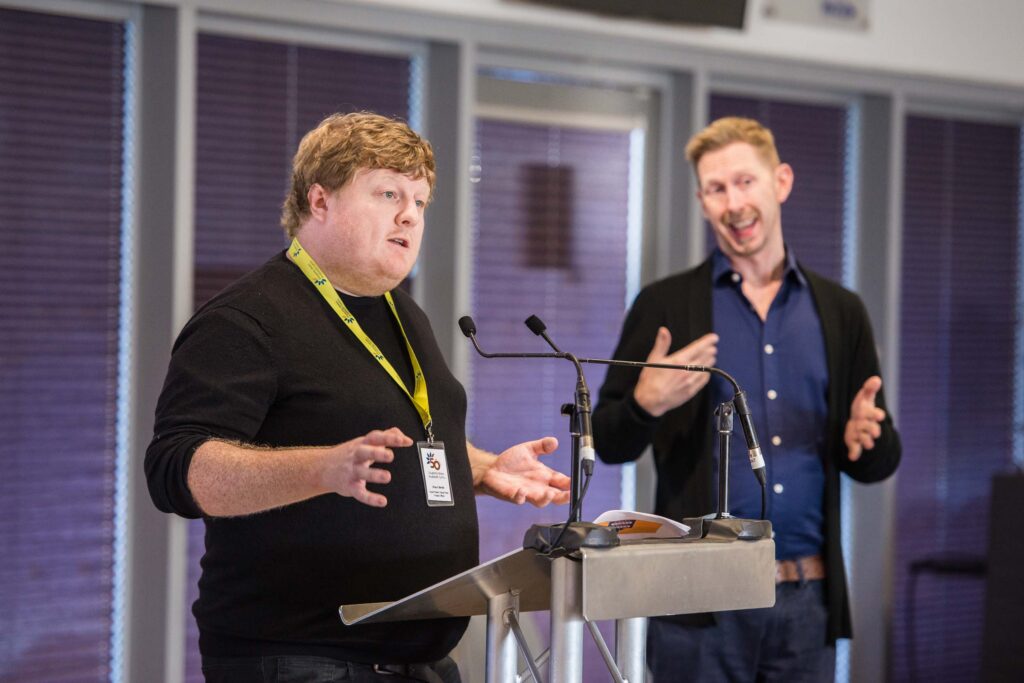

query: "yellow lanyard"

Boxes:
[288, 238, 434, 441]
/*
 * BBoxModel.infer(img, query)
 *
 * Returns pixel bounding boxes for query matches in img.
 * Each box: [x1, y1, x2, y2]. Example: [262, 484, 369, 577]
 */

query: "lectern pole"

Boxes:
[549, 556, 584, 683]
[616, 617, 647, 682]
[485, 591, 518, 683]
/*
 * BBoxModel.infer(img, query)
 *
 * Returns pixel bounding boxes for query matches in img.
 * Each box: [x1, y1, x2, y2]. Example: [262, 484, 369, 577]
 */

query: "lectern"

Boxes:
[341, 536, 775, 682]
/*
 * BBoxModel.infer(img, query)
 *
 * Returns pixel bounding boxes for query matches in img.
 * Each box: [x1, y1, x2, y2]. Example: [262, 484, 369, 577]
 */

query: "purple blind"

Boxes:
[0, 8, 124, 681]
[708, 94, 848, 281]
[469, 120, 632, 555]
[187, 33, 411, 680]
[468, 120, 632, 679]
[193, 34, 412, 306]
[892, 116, 1019, 682]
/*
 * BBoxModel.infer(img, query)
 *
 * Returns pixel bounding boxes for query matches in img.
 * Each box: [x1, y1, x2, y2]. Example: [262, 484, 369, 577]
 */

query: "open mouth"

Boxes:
[728, 215, 757, 239]
[388, 237, 409, 248]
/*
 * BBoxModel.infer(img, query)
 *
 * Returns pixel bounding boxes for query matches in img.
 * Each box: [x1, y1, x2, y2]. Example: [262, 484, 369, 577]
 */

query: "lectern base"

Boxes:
[683, 516, 773, 541]
[523, 522, 620, 554]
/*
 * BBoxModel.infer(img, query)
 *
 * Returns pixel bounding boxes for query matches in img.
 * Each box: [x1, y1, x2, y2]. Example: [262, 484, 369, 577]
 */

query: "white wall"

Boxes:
[342, 0, 1024, 90]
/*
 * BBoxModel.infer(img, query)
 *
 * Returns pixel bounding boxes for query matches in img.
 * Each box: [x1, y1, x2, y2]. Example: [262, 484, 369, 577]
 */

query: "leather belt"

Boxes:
[373, 662, 445, 683]
[776, 554, 825, 584]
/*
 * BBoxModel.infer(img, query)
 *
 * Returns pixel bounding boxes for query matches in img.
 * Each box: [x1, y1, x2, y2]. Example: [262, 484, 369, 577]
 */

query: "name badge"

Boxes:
[417, 441, 454, 507]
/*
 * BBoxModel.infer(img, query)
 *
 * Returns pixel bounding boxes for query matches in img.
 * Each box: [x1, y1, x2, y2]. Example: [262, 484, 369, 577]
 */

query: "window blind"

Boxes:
[468, 118, 633, 681]
[0, 8, 125, 681]
[193, 34, 412, 307]
[892, 115, 1020, 683]
[468, 119, 632, 555]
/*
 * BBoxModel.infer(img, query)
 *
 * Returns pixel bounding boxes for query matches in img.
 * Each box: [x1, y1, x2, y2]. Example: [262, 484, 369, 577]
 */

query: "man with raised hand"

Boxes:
[593, 116, 900, 681]
[146, 112, 570, 683]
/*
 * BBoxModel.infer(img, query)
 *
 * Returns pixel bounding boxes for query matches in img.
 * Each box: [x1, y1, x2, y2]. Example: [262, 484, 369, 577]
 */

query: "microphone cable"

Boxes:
[545, 470, 593, 557]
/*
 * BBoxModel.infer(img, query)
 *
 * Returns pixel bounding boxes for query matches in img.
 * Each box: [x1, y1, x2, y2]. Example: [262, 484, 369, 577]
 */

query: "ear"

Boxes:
[695, 190, 713, 221]
[774, 163, 794, 204]
[306, 183, 331, 222]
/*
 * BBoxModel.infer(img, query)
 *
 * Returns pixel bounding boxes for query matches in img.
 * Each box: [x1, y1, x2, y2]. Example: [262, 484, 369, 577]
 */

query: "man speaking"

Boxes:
[145, 112, 570, 682]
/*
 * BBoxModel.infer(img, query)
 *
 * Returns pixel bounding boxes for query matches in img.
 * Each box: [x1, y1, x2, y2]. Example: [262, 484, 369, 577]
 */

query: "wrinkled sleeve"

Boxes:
[592, 290, 663, 464]
[144, 307, 277, 518]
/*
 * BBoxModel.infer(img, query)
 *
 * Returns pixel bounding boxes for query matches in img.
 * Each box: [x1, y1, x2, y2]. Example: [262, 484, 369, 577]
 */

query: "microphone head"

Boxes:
[457, 316, 477, 337]
[524, 315, 547, 336]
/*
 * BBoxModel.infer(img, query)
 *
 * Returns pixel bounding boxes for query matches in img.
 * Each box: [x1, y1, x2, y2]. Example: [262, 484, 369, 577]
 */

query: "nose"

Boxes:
[396, 198, 420, 226]
[725, 185, 745, 212]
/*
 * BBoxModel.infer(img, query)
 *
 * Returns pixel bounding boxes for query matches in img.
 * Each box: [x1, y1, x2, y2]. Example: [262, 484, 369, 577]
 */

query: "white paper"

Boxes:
[593, 509, 691, 540]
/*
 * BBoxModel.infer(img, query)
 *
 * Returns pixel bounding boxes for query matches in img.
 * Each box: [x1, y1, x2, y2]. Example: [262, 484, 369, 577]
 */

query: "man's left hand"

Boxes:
[844, 376, 886, 461]
[472, 437, 571, 506]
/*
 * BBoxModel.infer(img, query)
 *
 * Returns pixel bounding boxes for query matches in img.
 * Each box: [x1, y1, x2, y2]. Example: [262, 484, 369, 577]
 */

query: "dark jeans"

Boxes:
[201, 655, 461, 683]
[647, 580, 835, 683]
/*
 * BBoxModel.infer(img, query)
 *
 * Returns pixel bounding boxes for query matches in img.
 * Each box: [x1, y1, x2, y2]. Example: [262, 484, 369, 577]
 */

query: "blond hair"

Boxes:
[281, 112, 436, 237]
[685, 116, 781, 173]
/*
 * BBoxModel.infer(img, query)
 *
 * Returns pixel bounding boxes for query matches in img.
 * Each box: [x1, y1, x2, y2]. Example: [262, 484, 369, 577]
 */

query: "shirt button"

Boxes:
[767, 389, 778, 400]
[764, 343, 775, 355]
[731, 272, 741, 283]
[773, 483, 784, 494]
[771, 435, 782, 446]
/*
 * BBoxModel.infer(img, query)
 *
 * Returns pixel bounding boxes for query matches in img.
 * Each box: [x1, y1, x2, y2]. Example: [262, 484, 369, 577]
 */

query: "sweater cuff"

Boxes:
[626, 393, 660, 424]
[178, 437, 209, 518]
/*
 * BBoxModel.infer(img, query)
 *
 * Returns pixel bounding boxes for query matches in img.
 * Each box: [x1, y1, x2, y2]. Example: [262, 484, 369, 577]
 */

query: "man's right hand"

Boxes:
[320, 427, 413, 507]
[189, 427, 413, 517]
[633, 327, 718, 417]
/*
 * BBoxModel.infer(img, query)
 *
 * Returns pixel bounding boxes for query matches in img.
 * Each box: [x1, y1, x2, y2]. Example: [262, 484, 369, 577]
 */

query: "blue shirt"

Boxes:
[708, 248, 828, 560]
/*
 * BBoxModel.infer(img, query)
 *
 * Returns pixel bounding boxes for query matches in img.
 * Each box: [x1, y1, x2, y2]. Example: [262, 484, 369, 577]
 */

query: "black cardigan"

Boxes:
[593, 257, 901, 641]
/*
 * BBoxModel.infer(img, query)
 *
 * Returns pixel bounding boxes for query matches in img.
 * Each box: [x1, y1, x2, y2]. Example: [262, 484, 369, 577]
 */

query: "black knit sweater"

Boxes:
[145, 252, 478, 662]
[592, 257, 900, 642]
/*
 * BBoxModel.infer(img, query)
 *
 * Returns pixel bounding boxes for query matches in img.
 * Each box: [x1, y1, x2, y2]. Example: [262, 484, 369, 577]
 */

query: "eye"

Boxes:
[383, 190, 397, 200]
[415, 200, 426, 209]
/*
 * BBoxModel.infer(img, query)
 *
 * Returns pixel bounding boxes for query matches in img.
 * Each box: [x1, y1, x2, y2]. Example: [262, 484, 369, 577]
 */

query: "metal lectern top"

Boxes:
[340, 546, 552, 625]
[340, 538, 775, 626]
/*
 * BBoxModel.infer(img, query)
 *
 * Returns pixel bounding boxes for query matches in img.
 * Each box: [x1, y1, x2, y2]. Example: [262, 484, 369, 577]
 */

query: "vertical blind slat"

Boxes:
[892, 115, 1020, 683]
[468, 116, 631, 681]
[0, 8, 124, 681]
[469, 118, 631, 556]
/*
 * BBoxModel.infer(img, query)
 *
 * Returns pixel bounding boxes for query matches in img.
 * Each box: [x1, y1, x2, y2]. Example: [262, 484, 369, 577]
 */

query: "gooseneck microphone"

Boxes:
[458, 315, 563, 362]
[522, 316, 768, 489]
[458, 316, 595, 476]
[731, 391, 767, 487]
[459, 315, 613, 547]
[523, 315, 595, 476]
[459, 313, 769, 547]
[524, 314, 559, 351]
[457, 316, 476, 337]
[465, 313, 767, 492]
